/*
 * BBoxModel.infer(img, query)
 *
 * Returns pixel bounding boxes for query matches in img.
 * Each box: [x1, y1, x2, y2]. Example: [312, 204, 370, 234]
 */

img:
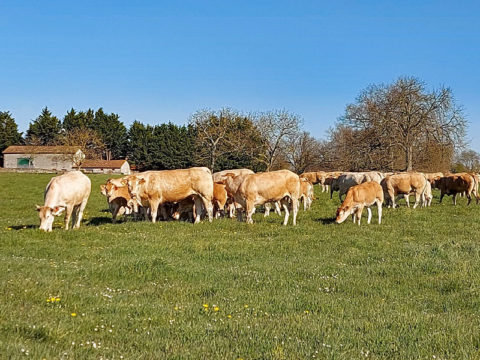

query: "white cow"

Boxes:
[36, 171, 91, 232]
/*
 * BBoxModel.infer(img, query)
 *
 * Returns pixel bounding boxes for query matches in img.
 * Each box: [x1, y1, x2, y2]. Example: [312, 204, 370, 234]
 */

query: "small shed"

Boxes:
[80, 159, 131, 175]
[2, 146, 84, 171]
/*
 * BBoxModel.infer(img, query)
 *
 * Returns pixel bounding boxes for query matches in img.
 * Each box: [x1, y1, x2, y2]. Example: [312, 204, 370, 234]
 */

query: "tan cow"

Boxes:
[36, 171, 91, 232]
[212, 182, 228, 218]
[233, 169, 300, 225]
[212, 168, 254, 182]
[100, 178, 137, 223]
[395, 178, 433, 207]
[381, 172, 427, 209]
[435, 173, 479, 205]
[335, 181, 384, 225]
[124, 167, 214, 223]
[299, 178, 314, 210]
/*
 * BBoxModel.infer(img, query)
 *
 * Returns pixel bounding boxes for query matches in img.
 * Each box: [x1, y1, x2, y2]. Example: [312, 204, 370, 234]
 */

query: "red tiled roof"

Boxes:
[2, 145, 81, 154]
[81, 160, 128, 169]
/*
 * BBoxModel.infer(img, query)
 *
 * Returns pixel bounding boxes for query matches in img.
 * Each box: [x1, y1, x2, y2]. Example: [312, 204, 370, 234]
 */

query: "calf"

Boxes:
[36, 171, 91, 232]
[100, 179, 133, 223]
[335, 181, 384, 225]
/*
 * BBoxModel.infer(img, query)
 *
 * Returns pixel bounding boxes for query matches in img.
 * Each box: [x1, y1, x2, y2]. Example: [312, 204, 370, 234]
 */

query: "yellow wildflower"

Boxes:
[214, 306, 219, 312]
[71, 313, 77, 317]
[227, 314, 232, 319]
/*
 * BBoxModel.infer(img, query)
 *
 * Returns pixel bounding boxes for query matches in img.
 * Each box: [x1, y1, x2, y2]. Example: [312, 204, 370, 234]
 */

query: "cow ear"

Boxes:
[36, 205, 42, 211]
[113, 185, 118, 190]
[120, 179, 128, 186]
[52, 206, 66, 216]
[224, 173, 236, 178]
[215, 180, 226, 185]
[139, 179, 146, 185]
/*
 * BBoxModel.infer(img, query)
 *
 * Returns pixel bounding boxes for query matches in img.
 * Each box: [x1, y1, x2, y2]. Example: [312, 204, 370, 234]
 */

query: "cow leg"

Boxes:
[245, 200, 255, 224]
[149, 200, 160, 223]
[390, 191, 396, 209]
[112, 203, 120, 223]
[452, 193, 457, 206]
[63, 205, 74, 230]
[356, 205, 364, 225]
[264, 202, 271, 217]
[74, 200, 88, 229]
[203, 197, 213, 222]
[274, 201, 282, 215]
[439, 192, 445, 203]
[291, 197, 299, 226]
[281, 199, 290, 226]
[413, 193, 420, 209]
[467, 192, 472, 205]
[193, 196, 204, 224]
[404, 194, 410, 208]
[377, 200, 383, 224]
[352, 213, 356, 224]
[367, 207, 372, 224]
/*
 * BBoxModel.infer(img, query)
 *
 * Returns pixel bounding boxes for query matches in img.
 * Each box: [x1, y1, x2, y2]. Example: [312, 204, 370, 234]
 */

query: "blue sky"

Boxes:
[1, 1, 479, 151]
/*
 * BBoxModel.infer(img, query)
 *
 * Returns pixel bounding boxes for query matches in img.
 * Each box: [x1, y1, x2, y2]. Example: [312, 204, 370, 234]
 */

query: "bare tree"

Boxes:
[453, 149, 480, 172]
[56, 127, 105, 167]
[340, 77, 466, 171]
[189, 108, 264, 171]
[254, 110, 302, 171]
[283, 131, 322, 174]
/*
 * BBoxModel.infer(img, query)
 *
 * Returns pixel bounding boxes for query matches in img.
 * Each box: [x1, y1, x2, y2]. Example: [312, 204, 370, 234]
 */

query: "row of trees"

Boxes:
[0, 76, 477, 172]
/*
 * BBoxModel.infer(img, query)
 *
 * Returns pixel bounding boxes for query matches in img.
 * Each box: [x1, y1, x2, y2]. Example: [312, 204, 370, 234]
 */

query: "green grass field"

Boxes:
[1, 173, 480, 359]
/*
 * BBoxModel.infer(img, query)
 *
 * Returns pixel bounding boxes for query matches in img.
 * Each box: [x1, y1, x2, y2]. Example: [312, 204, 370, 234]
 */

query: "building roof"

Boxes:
[81, 159, 128, 169]
[2, 145, 81, 154]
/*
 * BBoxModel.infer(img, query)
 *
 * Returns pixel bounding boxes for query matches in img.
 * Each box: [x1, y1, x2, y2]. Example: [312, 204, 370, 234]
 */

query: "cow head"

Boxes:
[125, 177, 146, 212]
[36, 205, 65, 232]
[100, 184, 108, 196]
[335, 205, 352, 224]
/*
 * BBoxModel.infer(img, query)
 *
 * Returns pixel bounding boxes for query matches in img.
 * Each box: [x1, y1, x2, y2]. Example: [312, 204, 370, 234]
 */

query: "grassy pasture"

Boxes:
[1, 172, 480, 359]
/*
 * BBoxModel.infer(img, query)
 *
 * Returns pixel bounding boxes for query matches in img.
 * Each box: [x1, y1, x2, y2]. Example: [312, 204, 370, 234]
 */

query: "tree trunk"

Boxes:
[406, 145, 413, 171]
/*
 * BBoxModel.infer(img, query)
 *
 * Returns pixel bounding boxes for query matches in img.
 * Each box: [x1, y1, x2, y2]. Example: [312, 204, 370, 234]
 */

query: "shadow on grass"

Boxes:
[315, 217, 336, 225]
[86, 217, 112, 226]
[9, 224, 37, 230]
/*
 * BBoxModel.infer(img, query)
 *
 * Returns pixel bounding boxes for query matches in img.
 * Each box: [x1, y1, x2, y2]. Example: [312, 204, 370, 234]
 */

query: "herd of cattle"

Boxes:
[35, 167, 480, 232]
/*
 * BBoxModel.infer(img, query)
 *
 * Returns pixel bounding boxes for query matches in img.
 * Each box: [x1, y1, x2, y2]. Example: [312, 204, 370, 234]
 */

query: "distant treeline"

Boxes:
[1, 77, 478, 172]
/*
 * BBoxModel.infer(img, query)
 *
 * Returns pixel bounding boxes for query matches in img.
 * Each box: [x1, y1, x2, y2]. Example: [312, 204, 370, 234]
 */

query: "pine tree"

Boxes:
[126, 121, 154, 170]
[25, 107, 62, 145]
[92, 108, 127, 159]
[62, 108, 95, 131]
[0, 111, 22, 166]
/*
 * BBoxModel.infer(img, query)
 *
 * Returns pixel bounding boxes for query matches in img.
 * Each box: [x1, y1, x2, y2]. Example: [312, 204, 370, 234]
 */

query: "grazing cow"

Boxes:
[213, 182, 228, 218]
[363, 171, 384, 184]
[36, 171, 91, 232]
[171, 196, 196, 222]
[222, 172, 253, 218]
[299, 172, 319, 184]
[381, 172, 427, 209]
[435, 173, 479, 205]
[212, 168, 254, 182]
[100, 179, 135, 223]
[233, 169, 300, 225]
[335, 181, 384, 225]
[330, 173, 369, 201]
[124, 167, 214, 223]
[315, 171, 329, 192]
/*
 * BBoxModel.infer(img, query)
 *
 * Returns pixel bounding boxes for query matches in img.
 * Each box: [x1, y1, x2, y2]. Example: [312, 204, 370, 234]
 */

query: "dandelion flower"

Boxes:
[214, 306, 219, 312]
[227, 314, 232, 319]
[71, 313, 77, 317]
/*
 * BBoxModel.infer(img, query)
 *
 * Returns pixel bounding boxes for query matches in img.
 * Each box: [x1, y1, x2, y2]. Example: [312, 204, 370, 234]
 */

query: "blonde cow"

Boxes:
[36, 171, 91, 232]
[232, 169, 300, 225]
[335, 181, 384, 225]
[381, 172, 427, 209]
[124, 167, 214, 224]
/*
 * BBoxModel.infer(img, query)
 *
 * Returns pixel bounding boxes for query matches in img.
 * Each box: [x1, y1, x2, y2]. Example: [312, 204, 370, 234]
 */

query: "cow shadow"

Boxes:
[86, 217, 112, 226]
[315, 217, 336, 225]
[9, 225, 37, 231]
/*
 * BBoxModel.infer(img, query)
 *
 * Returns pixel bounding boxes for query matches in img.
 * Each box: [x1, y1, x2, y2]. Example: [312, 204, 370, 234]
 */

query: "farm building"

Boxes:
[80, 159, 131, 175]
[2, 146, 84, 171]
